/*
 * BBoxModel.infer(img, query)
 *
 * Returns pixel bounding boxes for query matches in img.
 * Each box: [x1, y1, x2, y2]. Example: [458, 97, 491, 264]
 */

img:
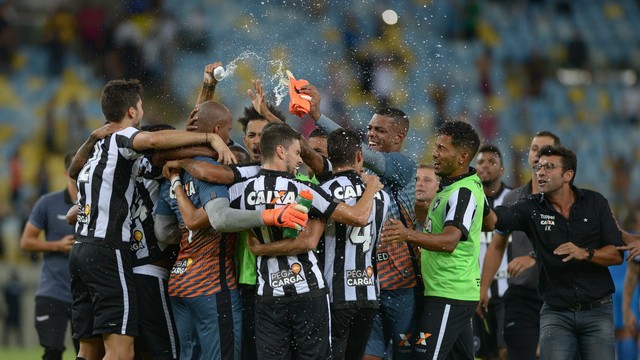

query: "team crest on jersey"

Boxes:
[171, 258, 194, 275]
[247, 190, 297, 205]
[77, 204, 90, 224]
[130, 230, 146, 251]
[346, 266, 374, 287]
[269, 262, 305, 288]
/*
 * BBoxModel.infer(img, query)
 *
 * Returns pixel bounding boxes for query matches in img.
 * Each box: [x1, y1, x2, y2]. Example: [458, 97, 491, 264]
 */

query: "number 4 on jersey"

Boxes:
[348, 222, 373, 252]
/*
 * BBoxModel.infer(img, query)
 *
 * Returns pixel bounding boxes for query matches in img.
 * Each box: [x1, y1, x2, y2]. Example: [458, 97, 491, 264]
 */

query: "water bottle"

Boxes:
[282, 190, 314, 239]
[213, 66, 226, 81]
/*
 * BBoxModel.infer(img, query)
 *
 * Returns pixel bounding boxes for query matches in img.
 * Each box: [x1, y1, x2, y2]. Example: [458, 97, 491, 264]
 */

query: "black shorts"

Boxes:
[69, 242, 138, 339]
[255, 294, 331, 360]
[472, 299, 506, 358]
[34, 296, 76, 354]
[414, 297, 477, 360]
[331, 307, 378, 360]
[240, 284, 257, 360]
[134, 272, 179, 359]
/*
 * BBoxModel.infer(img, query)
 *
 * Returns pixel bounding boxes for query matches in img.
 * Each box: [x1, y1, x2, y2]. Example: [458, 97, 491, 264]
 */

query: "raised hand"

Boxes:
[204, 61, 223, 85]
[298, 83, 321, 121]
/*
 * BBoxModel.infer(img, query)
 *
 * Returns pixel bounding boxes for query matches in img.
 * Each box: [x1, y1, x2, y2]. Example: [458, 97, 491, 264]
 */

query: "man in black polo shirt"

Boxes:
[490, 146, 622, 360]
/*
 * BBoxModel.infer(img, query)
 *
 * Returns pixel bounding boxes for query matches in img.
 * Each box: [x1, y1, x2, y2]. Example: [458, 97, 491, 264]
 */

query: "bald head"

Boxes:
[192, 100, 233, 143]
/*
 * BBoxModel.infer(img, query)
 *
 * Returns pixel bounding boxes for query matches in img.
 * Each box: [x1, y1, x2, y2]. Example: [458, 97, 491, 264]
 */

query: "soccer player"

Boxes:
[318, 128, 390, 360]
[474, 145, 511, 360]
[382, 121, 487, 359]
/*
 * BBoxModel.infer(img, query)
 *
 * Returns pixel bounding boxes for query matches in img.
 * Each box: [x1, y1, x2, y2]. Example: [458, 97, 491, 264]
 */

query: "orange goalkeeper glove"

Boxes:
[262, 204, 309, 230]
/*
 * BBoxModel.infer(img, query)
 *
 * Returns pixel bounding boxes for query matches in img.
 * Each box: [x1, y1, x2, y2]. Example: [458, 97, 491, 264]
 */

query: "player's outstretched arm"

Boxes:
[165, 159, 236, 185]
[205, 201, 308, 233]
[381, 219, 462, 253]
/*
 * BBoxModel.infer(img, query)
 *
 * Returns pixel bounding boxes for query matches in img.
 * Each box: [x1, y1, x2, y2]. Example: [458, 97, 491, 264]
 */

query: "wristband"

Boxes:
[203, 82, 216, 91]
[171, 178, 182, 193]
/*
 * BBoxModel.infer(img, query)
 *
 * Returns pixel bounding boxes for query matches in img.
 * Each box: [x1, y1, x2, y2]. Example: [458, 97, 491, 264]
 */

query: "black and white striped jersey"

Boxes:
[228, 168, 340, 302]
[319, 170, 390, 309]
[75, 127, 142, 247]
[231, 163, 260, 182]
[479, 183, 512, 299]
[129, 156, 174, 273]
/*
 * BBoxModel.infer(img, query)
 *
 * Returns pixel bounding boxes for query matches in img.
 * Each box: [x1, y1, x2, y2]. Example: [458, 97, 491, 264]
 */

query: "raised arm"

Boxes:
[247, 219, 325, 256]
[196, 61, 222, 106]
[133, 131, 236, 165]
[330, 174, 383, 227]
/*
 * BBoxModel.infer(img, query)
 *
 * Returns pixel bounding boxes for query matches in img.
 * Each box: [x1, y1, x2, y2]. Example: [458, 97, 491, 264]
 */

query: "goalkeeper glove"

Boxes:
[262, 203, 309, 230]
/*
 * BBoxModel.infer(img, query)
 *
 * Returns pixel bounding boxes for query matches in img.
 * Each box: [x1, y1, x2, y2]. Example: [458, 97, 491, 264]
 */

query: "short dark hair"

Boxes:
[237, 104, 286, 133]
[327, 128, 362, 167]
[436, 121, 480, 158]
[375, 107, 409, 133]
[101, 79, 142, 122]
[229, 144, 250, 164]
[309, 127, 328, 139]
[537, 145, 577, 184]
[478, 144, 503, 166]
[259, 122, 302, 160]
[535, 131, 561, 147]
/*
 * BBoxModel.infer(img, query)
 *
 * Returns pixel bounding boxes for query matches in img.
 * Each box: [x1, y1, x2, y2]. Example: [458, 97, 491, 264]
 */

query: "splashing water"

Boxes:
[220, 50, 261, 79]
[267, 58, 288, 106]
[220, 50, 288, 106]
